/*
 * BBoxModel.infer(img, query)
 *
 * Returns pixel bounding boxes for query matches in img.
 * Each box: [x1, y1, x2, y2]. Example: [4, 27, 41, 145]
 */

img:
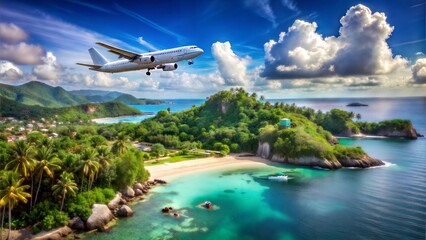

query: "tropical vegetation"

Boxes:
[0, 131, 149, 236]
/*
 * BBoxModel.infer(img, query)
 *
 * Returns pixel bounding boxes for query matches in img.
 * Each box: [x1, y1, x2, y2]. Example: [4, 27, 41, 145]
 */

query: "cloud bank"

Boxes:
[262, 4, 408, 79]
[412, 58, 426, 84]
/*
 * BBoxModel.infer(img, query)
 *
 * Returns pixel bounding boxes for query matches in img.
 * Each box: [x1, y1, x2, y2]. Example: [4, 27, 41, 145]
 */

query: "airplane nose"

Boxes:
[198, 48, 204, 54]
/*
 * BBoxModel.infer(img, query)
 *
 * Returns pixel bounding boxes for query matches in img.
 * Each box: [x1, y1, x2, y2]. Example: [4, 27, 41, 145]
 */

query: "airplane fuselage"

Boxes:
[97, 45, 203, 73]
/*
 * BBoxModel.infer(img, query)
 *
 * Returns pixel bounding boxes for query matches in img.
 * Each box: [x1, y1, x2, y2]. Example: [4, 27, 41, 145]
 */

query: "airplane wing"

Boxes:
[96, 42, 141, 60]
[76, 63, 102, 69]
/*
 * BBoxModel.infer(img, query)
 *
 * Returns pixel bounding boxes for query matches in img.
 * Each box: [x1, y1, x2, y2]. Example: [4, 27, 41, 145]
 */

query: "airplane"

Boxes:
[77, 42, 204, 75]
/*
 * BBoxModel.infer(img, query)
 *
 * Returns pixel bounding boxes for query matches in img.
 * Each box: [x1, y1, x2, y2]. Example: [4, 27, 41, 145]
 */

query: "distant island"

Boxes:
[0, 81, 164, 121]
[0, 95, 142, 121]
[347, 102, 368, 107]
[0, 81, 164, 108]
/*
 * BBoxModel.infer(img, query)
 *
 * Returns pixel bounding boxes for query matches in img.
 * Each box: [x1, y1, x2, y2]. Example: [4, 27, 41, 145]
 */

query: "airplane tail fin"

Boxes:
[88, 47, 109, 65]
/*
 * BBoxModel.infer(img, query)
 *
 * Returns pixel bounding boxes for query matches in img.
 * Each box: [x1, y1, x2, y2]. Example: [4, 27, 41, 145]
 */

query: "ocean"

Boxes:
[86, 97, 426, 240]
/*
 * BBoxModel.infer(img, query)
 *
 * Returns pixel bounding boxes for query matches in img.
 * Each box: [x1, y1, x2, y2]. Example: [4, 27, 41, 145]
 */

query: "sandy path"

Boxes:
[146, 154, 274, 181]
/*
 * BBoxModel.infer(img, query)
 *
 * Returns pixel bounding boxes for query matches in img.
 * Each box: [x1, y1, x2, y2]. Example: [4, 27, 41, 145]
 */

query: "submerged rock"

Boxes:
[154, 179, 167, 184]
[86, 204, 114, 231]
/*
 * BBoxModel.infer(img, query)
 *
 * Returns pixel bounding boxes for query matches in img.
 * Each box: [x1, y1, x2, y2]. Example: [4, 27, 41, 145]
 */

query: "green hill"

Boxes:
[0, 81, 163, 108]
[70, 89, 124, 102]
[114, 94, 164, 105]
[109, 88, 383, 169]
[0, 81, 87, 108]
[0, 96, 141, 121]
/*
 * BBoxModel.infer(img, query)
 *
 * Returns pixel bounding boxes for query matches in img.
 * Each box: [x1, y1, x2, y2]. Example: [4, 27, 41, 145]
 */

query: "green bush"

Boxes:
[333, 145, 365, 159]
[41, 211, 69, 230]
[66, 188, 115, 220]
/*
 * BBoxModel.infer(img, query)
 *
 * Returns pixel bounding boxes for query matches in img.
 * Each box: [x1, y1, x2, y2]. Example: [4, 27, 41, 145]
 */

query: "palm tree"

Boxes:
[0, 171, 31, 240]
[111, 134, 130, 155]
[96, 146, 112, 179]
[6, 141, 36, 208]
[97, 146, 112, 168]
[33, 146, 61, 206]
[0, 202, 5, 240]
[52, 172, 78, 211]
[80, 148, 100, 191]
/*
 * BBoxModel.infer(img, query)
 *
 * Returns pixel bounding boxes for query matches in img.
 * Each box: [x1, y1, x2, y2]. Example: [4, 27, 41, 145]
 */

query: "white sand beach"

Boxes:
[146, 154, 273, 181]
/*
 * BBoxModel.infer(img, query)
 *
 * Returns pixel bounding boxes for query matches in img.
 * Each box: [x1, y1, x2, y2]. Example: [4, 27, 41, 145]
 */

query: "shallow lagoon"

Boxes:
[86, 137, 426, 240]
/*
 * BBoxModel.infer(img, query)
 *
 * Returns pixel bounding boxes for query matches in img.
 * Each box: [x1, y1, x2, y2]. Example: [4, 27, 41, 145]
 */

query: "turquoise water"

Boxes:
[86, 97, 426, 239]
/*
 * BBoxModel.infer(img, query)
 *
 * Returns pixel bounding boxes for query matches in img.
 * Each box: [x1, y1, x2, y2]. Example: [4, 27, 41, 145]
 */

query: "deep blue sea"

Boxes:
[87, 97, 426, 240]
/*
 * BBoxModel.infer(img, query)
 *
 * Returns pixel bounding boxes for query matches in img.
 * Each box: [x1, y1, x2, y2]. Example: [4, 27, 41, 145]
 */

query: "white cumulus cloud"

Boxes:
[211, 41, 250, 86]
[0, 23, 28, 43]
[32, 52, 61, 81]
[82, 72, 140, 89]
[262, 4, 408, 79]
[411, 58, 426, 84]
[0, 60, 23, 80]
[0, 42, 44, 65]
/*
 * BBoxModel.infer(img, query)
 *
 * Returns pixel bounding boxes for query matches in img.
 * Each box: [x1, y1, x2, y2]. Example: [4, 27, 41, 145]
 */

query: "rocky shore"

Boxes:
[29, 179, 167, 240]
[339, 123, 422, 139]
[257, 142, 384, 169]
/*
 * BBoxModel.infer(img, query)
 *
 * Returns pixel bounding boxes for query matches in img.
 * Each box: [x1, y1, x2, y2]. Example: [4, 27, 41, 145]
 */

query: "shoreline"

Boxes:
[146, 154, 275, 181]
[92, 114, 152, 123]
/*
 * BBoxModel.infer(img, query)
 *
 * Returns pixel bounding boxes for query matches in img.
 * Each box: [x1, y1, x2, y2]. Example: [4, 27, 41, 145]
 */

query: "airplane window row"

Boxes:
[158, 50, 183, 55]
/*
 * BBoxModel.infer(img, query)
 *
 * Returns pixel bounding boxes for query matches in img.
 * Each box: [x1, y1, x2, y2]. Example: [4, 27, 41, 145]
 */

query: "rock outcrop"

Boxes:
[339, 124, 420, 139]
[134, 189, 143, 196]
[124, 186, 135, 198]
[68, 216, 85, 231]
[117, 205, 134, 217]
[377, 124, 418, 139]
[337, 155, 384, 168]
[271, 154, 342, 169]
[258, 142, 384, 169]
[108, 193, 126, 210]
[257, 142, 270, 159]
[86, 204, 114, 231]
[134, 183, 144, 191]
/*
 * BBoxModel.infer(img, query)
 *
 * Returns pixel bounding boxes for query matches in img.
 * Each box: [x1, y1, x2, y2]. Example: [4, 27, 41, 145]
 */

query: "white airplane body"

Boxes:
[77, 42, 203, 75]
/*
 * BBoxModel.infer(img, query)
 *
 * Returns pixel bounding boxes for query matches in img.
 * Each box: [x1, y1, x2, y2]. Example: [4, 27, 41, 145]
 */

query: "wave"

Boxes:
[267, 175, 288, 182]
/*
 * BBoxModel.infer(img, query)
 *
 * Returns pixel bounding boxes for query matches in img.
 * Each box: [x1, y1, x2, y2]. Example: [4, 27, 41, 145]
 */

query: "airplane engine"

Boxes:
[162, 63, 178, 71]
[136, 55, 155, 64]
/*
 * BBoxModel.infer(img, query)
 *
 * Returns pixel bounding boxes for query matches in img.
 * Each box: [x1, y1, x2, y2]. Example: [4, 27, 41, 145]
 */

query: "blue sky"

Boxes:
[0, 0, 425, 98]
